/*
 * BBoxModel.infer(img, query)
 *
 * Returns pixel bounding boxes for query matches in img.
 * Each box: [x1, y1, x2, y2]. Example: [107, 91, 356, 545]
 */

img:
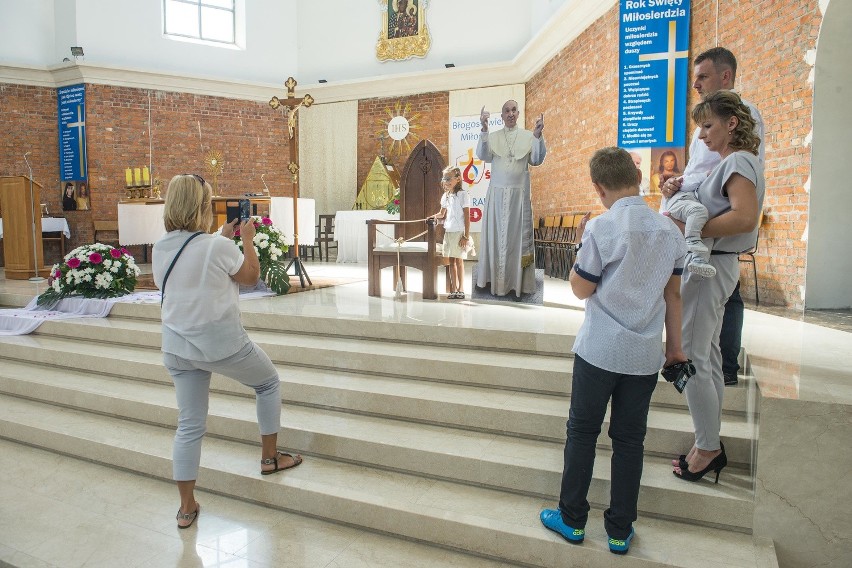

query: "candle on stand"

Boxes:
[142, 166, 150, 185]
[125, 168, 133, 186]
[134, 168, 141, 186]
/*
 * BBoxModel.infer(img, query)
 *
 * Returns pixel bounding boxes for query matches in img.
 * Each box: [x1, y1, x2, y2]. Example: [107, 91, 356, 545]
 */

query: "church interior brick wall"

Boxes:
[1, 83, 290, 257]
[527, 0, 821, 308]
[357, 92, 449, 203]
[1, 2, 821, 307]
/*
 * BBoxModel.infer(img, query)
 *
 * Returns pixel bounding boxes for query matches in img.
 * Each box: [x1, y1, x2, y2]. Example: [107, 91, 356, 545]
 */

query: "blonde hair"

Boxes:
[442, 165, 462, 194]
[163, 174, 212, 232]
[692, 90, 760, 155]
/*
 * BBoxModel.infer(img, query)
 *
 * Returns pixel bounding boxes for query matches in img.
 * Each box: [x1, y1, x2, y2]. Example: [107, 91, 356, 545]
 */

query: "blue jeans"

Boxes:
[720, 281, 744, 376]
[558, 355, 657, 539]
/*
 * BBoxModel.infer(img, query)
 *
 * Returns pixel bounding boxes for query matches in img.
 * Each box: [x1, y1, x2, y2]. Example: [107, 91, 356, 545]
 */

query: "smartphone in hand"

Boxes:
[238, 199, 251, 222]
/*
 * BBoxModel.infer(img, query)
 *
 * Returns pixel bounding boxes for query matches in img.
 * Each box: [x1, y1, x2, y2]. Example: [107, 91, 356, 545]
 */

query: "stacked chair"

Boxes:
[534, 212, 588, 280]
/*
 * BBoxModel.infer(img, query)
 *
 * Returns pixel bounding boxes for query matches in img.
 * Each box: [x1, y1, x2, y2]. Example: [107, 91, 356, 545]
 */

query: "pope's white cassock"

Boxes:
[475, 126, 546, 297]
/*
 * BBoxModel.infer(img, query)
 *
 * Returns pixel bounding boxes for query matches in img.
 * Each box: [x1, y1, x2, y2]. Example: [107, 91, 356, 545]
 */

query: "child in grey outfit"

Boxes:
[664, 183, 716, 278]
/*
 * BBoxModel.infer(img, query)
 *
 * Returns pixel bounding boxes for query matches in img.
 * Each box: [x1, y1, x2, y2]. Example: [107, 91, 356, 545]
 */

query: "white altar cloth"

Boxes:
[0, 217, 71, 239]
[118, 202, 166, 246]
[334, 210, 398, 263]
[269, 197, 315, 246]
[0, 286, 276, 336]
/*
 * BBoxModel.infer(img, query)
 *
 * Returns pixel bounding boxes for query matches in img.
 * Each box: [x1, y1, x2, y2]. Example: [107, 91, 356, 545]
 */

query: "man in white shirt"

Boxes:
[661, 47, 766, 387]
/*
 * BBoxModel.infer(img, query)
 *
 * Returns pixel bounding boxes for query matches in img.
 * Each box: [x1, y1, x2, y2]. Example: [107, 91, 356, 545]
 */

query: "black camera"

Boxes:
[661, 360, 695, 393]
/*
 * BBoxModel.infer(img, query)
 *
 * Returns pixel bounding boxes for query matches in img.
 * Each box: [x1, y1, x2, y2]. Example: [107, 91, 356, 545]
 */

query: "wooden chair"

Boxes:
[316, 214, 337, 261]
[367, 139, 445, 300]
[367, 218, 439, 299]
[93, 220, 120, 247]
[42, 229, 66, 263]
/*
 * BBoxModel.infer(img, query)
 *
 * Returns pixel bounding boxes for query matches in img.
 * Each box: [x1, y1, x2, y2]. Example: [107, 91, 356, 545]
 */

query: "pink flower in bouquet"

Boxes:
[121, 247, 129, 255]
[394, 199, 400, 205]
[67, 258, 81, 269]
[234, 229, 241, 237]
[110, 248, 122, 258]
[53, 269, 62, 279]
[262, 217, 273, 225]
[89, 252, 103, 264]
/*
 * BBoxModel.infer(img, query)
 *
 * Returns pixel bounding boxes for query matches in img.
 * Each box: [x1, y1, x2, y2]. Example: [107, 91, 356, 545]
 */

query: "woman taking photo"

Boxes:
[153, 174, 302, 529]
[663, 90, 764, 482]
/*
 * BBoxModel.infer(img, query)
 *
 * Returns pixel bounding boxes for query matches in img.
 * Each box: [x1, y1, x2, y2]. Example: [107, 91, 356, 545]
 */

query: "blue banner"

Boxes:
[58, 84, 88, 182]
[618, 1, 690, 195]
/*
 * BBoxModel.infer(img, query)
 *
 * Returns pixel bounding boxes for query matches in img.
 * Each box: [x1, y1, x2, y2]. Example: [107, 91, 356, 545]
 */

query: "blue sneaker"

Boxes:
[607, 528, 635, 554]
[539, 509, 584, 544]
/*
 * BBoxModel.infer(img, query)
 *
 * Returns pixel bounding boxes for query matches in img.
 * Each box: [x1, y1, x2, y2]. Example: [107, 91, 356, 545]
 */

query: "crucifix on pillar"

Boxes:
[269, 76, 315, 287]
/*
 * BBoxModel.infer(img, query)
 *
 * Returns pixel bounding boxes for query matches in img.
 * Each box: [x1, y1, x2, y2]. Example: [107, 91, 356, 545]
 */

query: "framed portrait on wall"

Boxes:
[61, 180, 90, 211]
[376, 0, 431, 61]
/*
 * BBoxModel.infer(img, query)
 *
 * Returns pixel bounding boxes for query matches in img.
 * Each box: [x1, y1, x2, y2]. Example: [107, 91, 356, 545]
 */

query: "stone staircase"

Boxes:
[0, 297, 778, 567]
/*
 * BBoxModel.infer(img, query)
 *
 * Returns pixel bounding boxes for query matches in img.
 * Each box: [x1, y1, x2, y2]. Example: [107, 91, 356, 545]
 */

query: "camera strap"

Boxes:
[160, 231, 204, 306]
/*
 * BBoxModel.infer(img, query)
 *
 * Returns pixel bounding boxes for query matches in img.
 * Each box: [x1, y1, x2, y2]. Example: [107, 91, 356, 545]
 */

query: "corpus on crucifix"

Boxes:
[269, 76, 315, 287]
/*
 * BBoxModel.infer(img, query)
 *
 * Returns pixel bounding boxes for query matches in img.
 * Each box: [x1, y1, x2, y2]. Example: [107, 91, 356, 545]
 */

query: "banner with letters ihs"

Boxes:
[57, 84, 88, 183]
[618, 0, 690, 197]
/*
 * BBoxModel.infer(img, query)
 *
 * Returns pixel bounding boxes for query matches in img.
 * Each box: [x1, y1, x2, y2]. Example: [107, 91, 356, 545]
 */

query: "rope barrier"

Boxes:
[371, 217, 434, 299]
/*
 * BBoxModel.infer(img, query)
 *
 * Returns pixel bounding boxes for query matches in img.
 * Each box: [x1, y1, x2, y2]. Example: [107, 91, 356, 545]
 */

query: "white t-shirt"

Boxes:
[152, 231, 249, 362]
[440, 190, 471, 233]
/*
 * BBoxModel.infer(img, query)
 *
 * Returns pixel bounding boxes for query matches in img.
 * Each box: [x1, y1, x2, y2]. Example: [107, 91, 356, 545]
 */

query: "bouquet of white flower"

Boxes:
[232, 216, 291, 295]
[37, 243, 141, 306]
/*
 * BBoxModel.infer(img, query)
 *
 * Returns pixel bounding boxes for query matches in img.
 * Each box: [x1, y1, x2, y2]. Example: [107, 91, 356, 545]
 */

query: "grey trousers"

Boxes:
[164, 341, 281, 481]
[681, 254, 739, 450]
[667, 193, 709, 242]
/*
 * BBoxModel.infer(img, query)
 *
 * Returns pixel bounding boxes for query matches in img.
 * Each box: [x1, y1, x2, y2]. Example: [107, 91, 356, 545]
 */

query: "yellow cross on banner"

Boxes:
[67, 105, 86, 175]
[639, 21, 688, 143]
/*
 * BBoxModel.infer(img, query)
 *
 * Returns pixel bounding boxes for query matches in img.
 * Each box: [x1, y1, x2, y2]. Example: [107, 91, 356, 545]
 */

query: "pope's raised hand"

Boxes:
[533, 113, 545, 138]
[480, 105, 490, 131]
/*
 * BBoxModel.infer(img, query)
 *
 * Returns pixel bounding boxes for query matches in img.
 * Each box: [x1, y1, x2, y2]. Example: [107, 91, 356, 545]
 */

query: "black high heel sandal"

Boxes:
[674, 443, 727, 483]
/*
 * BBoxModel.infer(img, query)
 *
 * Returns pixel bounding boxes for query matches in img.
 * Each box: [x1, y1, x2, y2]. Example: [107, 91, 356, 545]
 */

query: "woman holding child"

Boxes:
[663, 90, 764, 482]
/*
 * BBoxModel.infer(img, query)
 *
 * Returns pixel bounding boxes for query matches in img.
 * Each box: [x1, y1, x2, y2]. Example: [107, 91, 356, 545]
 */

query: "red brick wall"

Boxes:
[1, 83, 291, 260]
[527, 0, 821, 308]
[357, 92, 449, 197]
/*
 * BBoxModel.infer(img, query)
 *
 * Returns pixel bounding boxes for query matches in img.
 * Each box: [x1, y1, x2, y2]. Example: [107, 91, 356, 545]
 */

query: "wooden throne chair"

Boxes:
[367, 139, 448, 300]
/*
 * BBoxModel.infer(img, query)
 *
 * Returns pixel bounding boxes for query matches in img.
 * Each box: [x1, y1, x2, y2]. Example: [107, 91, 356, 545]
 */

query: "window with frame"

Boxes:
[164, 0, 235, 45]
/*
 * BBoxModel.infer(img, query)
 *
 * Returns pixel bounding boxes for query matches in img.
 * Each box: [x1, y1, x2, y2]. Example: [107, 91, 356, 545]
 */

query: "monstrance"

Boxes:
[204, 150, 224, 195]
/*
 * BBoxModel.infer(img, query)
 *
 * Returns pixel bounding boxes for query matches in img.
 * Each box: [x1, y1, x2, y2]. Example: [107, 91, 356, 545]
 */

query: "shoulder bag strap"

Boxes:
[160, 231, 204, 306]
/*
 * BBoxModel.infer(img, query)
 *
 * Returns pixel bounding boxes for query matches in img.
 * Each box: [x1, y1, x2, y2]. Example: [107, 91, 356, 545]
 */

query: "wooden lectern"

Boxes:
[0, 176, 48, 279]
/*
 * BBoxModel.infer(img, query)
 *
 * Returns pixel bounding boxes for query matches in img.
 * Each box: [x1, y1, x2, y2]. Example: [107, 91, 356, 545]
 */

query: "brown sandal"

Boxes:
[176, 502, 200, 529]
[261, 451, 303, 475]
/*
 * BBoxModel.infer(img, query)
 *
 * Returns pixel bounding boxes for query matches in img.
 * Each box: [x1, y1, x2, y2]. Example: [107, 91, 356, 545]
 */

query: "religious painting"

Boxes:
[61, 181, 90, 211]
[648, 147, 685, 195]
[376, 0, 431, 62]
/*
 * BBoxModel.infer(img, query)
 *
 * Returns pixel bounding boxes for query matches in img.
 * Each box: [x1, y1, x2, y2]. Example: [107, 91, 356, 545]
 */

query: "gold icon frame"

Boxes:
[376, 0, 431, 62]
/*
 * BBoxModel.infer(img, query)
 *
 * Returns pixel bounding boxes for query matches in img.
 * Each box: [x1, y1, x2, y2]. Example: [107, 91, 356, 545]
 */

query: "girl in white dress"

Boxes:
[432, 166, 471, 299]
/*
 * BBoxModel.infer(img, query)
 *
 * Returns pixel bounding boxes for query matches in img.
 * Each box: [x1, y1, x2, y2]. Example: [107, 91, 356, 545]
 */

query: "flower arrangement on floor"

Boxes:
[232, 216, 291, 295]
[386, 189, 401, 215]
[37, 243, 141, 306]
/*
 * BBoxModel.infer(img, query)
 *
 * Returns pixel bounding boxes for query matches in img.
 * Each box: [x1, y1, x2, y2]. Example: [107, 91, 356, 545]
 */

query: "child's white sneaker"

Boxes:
[688, 257, 717, 278]
[686, 238, 709, 256]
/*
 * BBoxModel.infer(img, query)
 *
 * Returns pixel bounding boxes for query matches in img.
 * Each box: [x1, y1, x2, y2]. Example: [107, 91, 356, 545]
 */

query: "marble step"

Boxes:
[0, 439, 517, 568]
[25, 316, 751, 413]
[0, 395, 777, 568]
[0, 366, 755, 530]
[0, 291, 575, 356]
[0, 338, 755, 463]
